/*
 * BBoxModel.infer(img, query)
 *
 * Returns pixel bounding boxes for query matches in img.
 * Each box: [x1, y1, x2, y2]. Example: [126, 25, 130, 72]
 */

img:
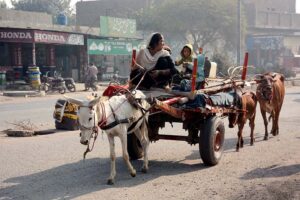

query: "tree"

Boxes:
[0, 0, 7, 8]
[12, 0, 72, 15]
[136, 0, 243, 55]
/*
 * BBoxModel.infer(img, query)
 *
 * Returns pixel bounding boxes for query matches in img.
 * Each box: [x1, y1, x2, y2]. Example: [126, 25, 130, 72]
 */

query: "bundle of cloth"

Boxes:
[180, 90, 242, 109]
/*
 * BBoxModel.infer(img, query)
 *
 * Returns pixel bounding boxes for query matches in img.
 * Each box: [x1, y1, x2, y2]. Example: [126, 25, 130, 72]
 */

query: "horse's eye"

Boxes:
[89, 117, 92, 121]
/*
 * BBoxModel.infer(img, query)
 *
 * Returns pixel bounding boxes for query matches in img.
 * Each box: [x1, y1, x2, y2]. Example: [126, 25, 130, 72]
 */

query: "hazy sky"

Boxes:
[70, 0, 300, 13]
[4, 0, 300, 13]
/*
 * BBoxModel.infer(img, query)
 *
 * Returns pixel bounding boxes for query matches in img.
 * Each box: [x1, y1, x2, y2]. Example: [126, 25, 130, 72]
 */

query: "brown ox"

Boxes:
[228, 91, 257, 151]
[256, 72, 285, 140]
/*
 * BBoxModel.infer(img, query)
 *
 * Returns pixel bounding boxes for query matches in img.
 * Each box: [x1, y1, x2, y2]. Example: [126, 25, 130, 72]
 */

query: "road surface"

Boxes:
[0, 86, 299, 200]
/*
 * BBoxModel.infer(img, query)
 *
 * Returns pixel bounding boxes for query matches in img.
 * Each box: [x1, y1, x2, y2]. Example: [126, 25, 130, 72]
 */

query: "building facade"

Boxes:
[0, 8, 88, 82]
[244, 0, 300, 71]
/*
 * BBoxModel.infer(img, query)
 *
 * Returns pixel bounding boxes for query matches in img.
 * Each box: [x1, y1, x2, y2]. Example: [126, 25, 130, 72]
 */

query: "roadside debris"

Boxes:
[3, 119, 55, 137]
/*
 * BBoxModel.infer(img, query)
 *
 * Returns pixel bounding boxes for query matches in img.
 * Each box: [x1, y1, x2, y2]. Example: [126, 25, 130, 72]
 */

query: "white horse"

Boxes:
[65, 90, 150, 185]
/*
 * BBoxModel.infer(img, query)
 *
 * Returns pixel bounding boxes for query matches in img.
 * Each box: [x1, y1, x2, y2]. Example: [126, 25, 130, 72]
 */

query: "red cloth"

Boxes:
[102, 84, 129, 97]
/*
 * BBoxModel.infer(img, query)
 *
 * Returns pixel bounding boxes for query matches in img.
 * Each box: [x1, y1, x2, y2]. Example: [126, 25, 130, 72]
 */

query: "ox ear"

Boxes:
[64, 95, 84, 106]
[88, 96, 101, 107]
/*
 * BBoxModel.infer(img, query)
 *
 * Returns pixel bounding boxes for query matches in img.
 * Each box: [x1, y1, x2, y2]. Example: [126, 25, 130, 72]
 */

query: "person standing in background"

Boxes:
[84, 63, 98, 90]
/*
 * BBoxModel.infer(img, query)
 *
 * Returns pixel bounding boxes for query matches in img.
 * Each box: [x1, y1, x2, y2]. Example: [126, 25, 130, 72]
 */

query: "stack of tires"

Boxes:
[28, 67, 41, 89]
[53, 99, 79, 130]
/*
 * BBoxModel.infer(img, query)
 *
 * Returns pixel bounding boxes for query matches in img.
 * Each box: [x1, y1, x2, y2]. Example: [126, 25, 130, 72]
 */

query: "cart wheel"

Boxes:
[199, 116, 225, 166]
[127, 133, 143, 160]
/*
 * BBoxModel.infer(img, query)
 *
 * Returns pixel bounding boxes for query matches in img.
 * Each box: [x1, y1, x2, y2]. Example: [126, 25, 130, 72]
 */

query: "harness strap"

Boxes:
[127, 114, 145, 132]
[101, 117, 134, 130]
[128, 105, 150, 132]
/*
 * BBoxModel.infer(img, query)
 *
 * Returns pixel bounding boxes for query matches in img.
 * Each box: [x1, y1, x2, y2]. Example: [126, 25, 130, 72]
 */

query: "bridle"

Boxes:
[80, 99, 128, 159]
[80, 110, 99, 160]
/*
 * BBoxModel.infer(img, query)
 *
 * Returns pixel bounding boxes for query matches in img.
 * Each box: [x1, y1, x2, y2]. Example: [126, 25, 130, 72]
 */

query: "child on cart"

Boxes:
[175, 44, 195, 77]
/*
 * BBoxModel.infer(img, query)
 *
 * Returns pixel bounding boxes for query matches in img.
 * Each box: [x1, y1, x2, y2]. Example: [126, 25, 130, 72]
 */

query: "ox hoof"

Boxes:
[107, 179, 114, 185]
[272, 132, 278, 136]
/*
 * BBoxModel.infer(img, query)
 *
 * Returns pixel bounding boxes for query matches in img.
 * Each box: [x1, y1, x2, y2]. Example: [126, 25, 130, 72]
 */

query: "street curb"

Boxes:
[2, 91, 44, 97]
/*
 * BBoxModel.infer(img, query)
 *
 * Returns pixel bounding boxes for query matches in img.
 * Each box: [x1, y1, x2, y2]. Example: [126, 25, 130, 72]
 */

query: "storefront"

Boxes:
[87, 38, 143, 80]
[0, 28, 85, 81]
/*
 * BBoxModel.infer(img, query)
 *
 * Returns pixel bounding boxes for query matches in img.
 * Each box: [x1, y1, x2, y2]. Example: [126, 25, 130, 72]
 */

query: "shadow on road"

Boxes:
[240, 164, 300, 180]
[0, 156, 207, 200]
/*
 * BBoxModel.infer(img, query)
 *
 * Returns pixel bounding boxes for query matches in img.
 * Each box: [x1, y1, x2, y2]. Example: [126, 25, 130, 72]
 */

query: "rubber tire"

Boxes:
[55, 117, 79, 131]
[59, 88, 66, 94]
[67, 84, 76, 92]
[39, 84, 49, 93]
[91, 85, 98, 91]
[127, 133, 143, 160]
[199, 116, 225, 166]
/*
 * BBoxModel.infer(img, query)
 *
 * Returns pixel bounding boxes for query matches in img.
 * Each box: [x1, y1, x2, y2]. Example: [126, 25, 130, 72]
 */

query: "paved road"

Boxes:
[0, 86, 299, 200]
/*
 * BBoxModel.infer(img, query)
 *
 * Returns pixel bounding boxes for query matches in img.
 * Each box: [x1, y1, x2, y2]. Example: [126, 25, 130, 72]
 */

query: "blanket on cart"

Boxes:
[183, 90, 242, 109]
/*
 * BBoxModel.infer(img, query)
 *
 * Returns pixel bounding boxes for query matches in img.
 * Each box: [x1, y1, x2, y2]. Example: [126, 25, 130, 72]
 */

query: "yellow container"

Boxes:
[28, 67, 41, 89]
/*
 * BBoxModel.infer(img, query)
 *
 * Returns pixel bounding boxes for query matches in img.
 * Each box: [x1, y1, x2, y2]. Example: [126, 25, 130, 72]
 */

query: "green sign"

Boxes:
[100, 16, 136, 38]
[88, 39, 144, 55]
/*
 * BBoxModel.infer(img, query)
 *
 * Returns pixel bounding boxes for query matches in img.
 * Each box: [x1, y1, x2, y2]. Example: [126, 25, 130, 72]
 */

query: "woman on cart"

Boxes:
[130, 32, 178, 90]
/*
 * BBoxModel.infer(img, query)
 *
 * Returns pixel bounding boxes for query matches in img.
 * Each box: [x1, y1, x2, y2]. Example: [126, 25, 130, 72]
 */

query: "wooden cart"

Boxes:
[127, 78, 255, 165]
[127, 52, 254, 165]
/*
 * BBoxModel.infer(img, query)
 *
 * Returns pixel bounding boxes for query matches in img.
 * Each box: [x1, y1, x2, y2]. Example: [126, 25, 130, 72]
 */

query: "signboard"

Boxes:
[88, 39, 144, 55]
[100, 16, 136, 38]
[34, 30, 84, 45]
[0, 29, 33, 43]
[0, 29, 84, 45]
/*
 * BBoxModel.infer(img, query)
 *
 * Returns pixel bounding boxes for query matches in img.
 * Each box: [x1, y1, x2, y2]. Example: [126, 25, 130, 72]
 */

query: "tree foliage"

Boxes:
[12, 0, 72, 15]
[136, 0, 241, 54]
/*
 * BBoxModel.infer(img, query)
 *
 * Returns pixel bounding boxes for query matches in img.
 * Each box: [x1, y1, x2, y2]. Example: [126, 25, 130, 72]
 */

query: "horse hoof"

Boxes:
[141, 167, 148, 173]
[107, 179, 114, 185]
[264, 136, 268, 140]
[130, 170, 136, 177]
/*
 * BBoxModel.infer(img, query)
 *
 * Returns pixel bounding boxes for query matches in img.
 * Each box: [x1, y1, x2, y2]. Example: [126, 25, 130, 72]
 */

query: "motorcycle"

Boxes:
[109, 71, 129, 85]
[84, 76, 98, 91]
[39, 71, 67, 94]
[63, 78, 76, 92]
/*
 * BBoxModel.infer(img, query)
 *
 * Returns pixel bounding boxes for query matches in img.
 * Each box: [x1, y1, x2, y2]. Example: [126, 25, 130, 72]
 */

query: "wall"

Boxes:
[0, 8, 52, 28]
[244, 0, 300, 30]
[244, 0, 296, 13]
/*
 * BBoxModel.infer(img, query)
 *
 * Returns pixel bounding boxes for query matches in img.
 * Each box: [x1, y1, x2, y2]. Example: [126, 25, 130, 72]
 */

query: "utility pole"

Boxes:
[237, 0, 241, 66]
